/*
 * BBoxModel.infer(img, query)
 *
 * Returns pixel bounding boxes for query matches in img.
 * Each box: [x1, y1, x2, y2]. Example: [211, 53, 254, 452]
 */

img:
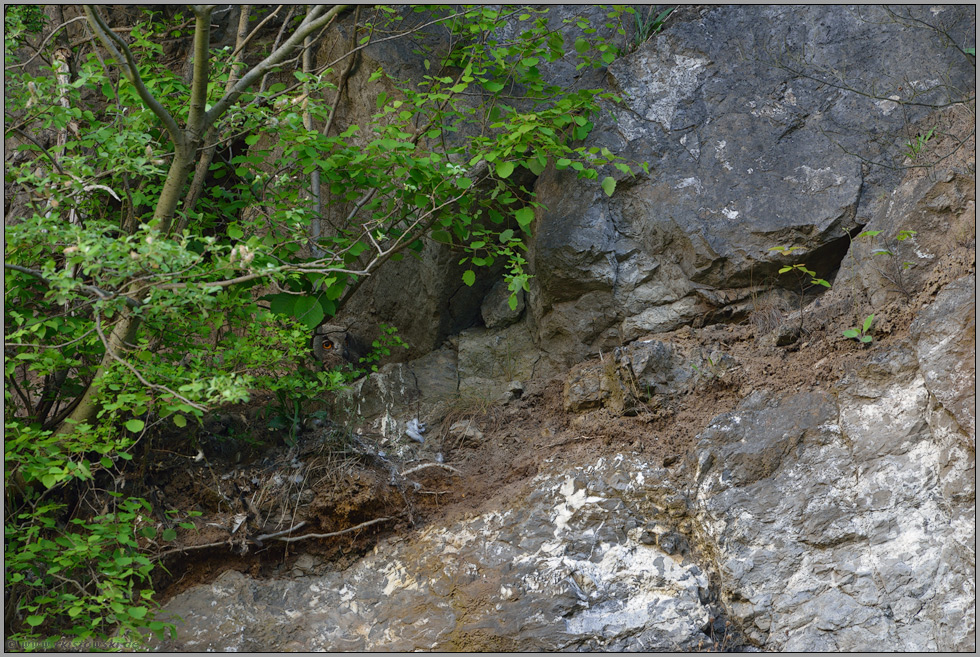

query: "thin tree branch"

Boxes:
[5, 328, 97, 350]
[10, 128, 66, 175]
[399, 463, 460, 477]
[5, 374, 35, 418]
[267, 516, 393, 544]
[82, 6, 183, 146]
[4, 16, 89, 71]
[3, 263, 142, 308]
[229, 6, 283, 61]
[253, 520, 307, 543]
[207, 5, 350, 124]
[91, 307, 206, 411]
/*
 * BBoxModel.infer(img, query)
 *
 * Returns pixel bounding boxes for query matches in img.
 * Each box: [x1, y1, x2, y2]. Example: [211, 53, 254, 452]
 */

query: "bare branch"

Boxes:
[9, 127, 66, 175]
[253, 520, 307, 543]
[267, 516, 393, 544]
[229, 6, 283, 61]
[4, 16, 89, 71]
[207, 5, 351, 124]
[399, 463, 460, 477]
[4, 263, 142, 308]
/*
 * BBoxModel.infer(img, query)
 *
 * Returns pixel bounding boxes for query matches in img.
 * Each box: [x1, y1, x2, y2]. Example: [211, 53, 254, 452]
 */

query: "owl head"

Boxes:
[311, 324, 363, 370]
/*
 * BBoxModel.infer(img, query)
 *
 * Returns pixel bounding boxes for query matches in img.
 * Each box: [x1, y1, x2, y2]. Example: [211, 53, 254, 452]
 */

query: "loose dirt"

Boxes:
[147, 241, 974, 605]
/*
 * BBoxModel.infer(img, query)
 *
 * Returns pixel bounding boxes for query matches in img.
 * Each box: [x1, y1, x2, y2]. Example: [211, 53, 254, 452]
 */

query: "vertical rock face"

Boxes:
[910, 274, 976, 444]
[527, 4, 974, 366]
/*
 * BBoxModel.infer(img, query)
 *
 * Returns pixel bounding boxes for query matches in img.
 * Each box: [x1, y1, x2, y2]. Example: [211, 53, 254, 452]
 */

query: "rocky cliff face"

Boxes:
[153, 5, 974, 652]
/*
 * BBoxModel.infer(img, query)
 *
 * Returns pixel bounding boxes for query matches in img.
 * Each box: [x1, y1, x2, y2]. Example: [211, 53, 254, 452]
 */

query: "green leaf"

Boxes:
[526, 157, 546, 175]
[100, 457, 113, 468]
[267, 293, 295, 317]
[27, 614, 46, 627]
[495, 161, 515, 179]
[843, 329, 859, 339]
[456, 177, 473, 189]
[173, 414, 187, 428]
[227, 225, 243, 240]
[862, 314, 875, 333]
[860, 335, 873, 343]
[515, 207, 535, 227]
[128, 606, 148, 619]
[462, 270, 476, 287]
[125, 419, 145, 433]
[601, 176, 616, 197]
[292, 296, 325, 330]
[575, 37, 589, 54]
[162, 528, 177, 541]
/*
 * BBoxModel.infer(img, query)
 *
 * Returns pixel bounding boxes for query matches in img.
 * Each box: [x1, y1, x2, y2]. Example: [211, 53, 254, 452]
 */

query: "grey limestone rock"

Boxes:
[151, 456, 719, 652]
[527, 4, 974, 365]
[691, 355, 975, 651]
[481, 279, 525, 329]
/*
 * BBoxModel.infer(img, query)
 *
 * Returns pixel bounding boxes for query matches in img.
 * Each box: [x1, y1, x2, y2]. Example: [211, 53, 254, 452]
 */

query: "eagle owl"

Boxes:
[311, 324, 363, 371]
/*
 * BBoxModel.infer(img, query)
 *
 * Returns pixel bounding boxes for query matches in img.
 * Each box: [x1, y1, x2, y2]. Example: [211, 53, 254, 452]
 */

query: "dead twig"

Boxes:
[399, 463, 461, 478]
[267, 516, 393, 544]
[254, 520, 307, 544]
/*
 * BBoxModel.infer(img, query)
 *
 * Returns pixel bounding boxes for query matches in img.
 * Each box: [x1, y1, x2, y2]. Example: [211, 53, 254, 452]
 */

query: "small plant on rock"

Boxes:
[769, 245, 832, 339]
[904, 127, 936, 160]
[843, 314, 876, 344]
[854, 229, 918, 299]
[632, 6, 674, 49]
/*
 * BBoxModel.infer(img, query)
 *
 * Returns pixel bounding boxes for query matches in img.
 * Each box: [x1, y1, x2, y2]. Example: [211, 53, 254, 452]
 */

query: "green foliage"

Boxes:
[904, 127, 936, 160]
[769, 247, 832, 289]
[769, 245, 832, 341]
[4, 5, 640, 643]
[3, 421, 198, 647]
[4, 5, 46, 56]
[843, 314, 875, 344]
[359, 324, 410, 373]
[854, 228, 918, 298]
[630, 5, 674, 49]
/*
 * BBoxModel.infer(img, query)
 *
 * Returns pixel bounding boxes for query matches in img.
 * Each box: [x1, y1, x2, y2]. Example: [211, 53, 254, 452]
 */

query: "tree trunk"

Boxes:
[55, 309, 142, 435]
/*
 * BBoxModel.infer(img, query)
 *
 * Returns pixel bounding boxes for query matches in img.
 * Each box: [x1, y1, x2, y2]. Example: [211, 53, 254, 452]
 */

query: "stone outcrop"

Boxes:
[151, 456, 724, 652]
[691, 339, 975, 650]
[910, 274, 976, 444]
[158, 274, 975, 651]
[153, 6, 975, 653]
[526, 4, 975, 367]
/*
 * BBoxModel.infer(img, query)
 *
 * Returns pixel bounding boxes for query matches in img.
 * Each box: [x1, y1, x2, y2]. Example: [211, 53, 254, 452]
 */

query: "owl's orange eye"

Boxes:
[323, 342, 333, 349]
